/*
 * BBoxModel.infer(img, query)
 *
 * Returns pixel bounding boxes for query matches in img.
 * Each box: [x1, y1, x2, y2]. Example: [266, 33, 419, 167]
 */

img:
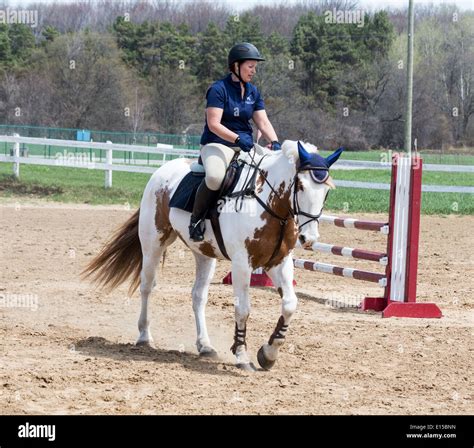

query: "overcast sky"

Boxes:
[3, 0, 474, 9]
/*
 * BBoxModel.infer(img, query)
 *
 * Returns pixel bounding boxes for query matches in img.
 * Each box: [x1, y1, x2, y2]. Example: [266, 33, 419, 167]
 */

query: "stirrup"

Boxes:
[189, 218, 205, 242]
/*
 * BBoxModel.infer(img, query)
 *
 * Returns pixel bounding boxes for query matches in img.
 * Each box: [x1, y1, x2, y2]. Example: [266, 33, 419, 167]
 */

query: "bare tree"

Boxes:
[122, 75, 149, 137]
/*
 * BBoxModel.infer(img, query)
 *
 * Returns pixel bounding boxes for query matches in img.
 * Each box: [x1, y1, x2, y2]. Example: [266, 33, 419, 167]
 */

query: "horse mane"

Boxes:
[236, 141, 319, 177]
[281, 140, 319, 157]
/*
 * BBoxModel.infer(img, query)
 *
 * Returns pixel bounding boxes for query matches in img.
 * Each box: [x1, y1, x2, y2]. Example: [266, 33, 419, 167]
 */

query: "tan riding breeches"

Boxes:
[200, 143, 239, 191]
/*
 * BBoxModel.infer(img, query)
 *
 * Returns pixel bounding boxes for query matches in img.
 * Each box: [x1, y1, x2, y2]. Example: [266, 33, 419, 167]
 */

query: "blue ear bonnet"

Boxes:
[297, 141, 344, 183]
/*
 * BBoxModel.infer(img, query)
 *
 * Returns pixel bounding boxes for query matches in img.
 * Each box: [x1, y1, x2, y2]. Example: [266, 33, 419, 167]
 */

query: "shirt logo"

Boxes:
[245, 95, 255, 105]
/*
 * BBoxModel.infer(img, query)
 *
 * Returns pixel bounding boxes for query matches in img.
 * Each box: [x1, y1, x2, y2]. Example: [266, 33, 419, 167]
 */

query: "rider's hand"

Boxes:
[271, 141, 282, 151]
[235, 134, 254, 153]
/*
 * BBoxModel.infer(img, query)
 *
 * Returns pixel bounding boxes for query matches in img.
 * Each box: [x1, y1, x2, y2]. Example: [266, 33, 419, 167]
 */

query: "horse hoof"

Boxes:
[236, 362, 257, 372]
[199, 348, 218, 359]
[136, 340, 155, 348]
[257, 346, 276, 370]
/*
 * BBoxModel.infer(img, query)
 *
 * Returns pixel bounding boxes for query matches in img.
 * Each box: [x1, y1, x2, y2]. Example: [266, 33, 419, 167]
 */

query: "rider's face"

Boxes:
[237, 60, 257, 82]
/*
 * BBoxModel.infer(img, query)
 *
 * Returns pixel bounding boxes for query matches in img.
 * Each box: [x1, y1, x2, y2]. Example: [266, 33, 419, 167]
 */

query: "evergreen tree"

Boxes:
[224, 13, 265, 50]
[8, 24, 36, 63]
[291, 11, 394, 106]
[42, 26, 60, 44]
[0, 25, 12, 67]
[113, 17, 196, 76]
[266, 31, 289, 57]
[194, 22, 228, 89]
[112, 16, 141, 68]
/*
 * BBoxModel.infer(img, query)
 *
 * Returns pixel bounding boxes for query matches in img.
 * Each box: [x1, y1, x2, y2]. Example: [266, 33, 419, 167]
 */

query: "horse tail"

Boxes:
[81, 208, 142, 296]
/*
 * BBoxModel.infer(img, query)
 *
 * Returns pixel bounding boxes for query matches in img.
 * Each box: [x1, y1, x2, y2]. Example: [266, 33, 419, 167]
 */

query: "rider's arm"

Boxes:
[253, 109, 278, 143]
[206, 107, 240, 144]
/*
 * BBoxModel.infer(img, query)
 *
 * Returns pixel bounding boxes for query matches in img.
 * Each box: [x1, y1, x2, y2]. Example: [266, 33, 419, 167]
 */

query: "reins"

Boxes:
[225, 149, 330, 266]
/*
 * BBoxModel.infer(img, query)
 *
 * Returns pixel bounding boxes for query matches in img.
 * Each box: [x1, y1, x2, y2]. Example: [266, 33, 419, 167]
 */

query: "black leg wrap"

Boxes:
[230, 324, 247, 354]
[268, 315, 288, 345]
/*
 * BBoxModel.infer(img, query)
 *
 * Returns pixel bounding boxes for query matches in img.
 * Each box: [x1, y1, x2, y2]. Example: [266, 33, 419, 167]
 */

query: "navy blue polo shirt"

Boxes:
[200, 73, 265, 147]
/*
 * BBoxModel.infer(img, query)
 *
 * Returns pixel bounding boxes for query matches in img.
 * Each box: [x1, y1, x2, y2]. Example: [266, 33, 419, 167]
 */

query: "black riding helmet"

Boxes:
[228, 43, 265, 84]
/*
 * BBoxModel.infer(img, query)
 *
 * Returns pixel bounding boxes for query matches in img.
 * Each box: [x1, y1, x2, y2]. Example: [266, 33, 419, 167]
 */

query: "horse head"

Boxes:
[282, 140, 343, 248]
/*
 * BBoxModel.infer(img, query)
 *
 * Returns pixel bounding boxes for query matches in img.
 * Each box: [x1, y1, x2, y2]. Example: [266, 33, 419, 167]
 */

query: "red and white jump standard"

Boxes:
[225, 153, 442, 319]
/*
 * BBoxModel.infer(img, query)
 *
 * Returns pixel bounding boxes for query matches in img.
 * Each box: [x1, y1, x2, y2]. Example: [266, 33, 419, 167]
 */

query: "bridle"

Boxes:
[227, 150, 330, 265]
[292, 165, 331, 231]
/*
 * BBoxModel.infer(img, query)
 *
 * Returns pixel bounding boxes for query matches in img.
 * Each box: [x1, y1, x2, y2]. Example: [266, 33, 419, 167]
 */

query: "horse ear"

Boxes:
[297, 141, 311, 165]
[325, 176, 336, 189]
[325, 147, 344, 167]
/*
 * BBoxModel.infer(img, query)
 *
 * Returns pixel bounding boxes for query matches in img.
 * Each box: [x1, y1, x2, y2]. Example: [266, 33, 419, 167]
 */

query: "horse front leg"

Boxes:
[231, 255, 255, 371]
[258, 255, 298, 370]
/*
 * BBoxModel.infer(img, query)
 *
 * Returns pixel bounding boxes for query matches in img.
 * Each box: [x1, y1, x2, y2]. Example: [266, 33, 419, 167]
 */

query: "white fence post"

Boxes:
[13, 133, 20, 178]
[105, 140, 112, 188]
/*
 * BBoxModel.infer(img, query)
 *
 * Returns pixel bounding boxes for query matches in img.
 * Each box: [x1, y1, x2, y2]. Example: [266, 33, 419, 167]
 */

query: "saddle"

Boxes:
[169, 155, 245, 259]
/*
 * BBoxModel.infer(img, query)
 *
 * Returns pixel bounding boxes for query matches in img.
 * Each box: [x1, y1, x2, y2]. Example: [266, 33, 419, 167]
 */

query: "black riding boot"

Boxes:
[189, 180, 219, 242]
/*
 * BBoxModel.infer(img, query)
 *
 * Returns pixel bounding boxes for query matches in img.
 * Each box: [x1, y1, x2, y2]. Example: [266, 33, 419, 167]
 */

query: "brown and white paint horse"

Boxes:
[83, 140, 342, 370]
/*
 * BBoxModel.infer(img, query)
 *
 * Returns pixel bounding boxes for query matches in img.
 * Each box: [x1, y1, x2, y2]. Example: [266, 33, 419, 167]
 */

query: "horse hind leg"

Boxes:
[192, 252, 218, 357]
[136, 248, 160, 346]
[136, 230, 176, 347]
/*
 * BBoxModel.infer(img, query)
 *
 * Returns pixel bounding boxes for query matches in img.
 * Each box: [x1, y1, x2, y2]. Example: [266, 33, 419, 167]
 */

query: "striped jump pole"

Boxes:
[319, 215, 389, 234]
[308, 243, 388, 265]
[293, 259, 386, 287]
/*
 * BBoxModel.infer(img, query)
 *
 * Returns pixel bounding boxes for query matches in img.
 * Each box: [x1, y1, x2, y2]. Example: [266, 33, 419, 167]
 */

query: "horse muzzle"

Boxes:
[298, 233, 318, 249]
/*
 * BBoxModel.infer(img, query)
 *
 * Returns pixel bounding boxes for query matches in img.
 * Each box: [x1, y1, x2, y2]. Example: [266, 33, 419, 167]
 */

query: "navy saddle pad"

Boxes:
[169, 171, 205, 215]
[169, 162, 244, 218]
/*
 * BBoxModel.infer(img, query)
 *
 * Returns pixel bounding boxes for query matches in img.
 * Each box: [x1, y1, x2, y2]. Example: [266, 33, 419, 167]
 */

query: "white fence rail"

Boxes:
[0, 134, 198, 187]
[0, 135, 472, 193]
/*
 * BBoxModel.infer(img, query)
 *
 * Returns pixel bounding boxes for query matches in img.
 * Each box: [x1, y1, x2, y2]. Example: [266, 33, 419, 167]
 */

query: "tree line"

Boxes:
[0, 0, 472, 150]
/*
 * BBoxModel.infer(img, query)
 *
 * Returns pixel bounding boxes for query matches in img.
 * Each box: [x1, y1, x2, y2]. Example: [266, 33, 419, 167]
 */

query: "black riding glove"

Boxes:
[235, 134, 254, 152]
[271, 141, 282, 151]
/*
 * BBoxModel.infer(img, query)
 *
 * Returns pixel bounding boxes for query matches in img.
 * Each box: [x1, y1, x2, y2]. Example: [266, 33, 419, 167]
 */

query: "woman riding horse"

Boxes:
[82, 44, 344, 371]
[189, 42, 281, 242]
